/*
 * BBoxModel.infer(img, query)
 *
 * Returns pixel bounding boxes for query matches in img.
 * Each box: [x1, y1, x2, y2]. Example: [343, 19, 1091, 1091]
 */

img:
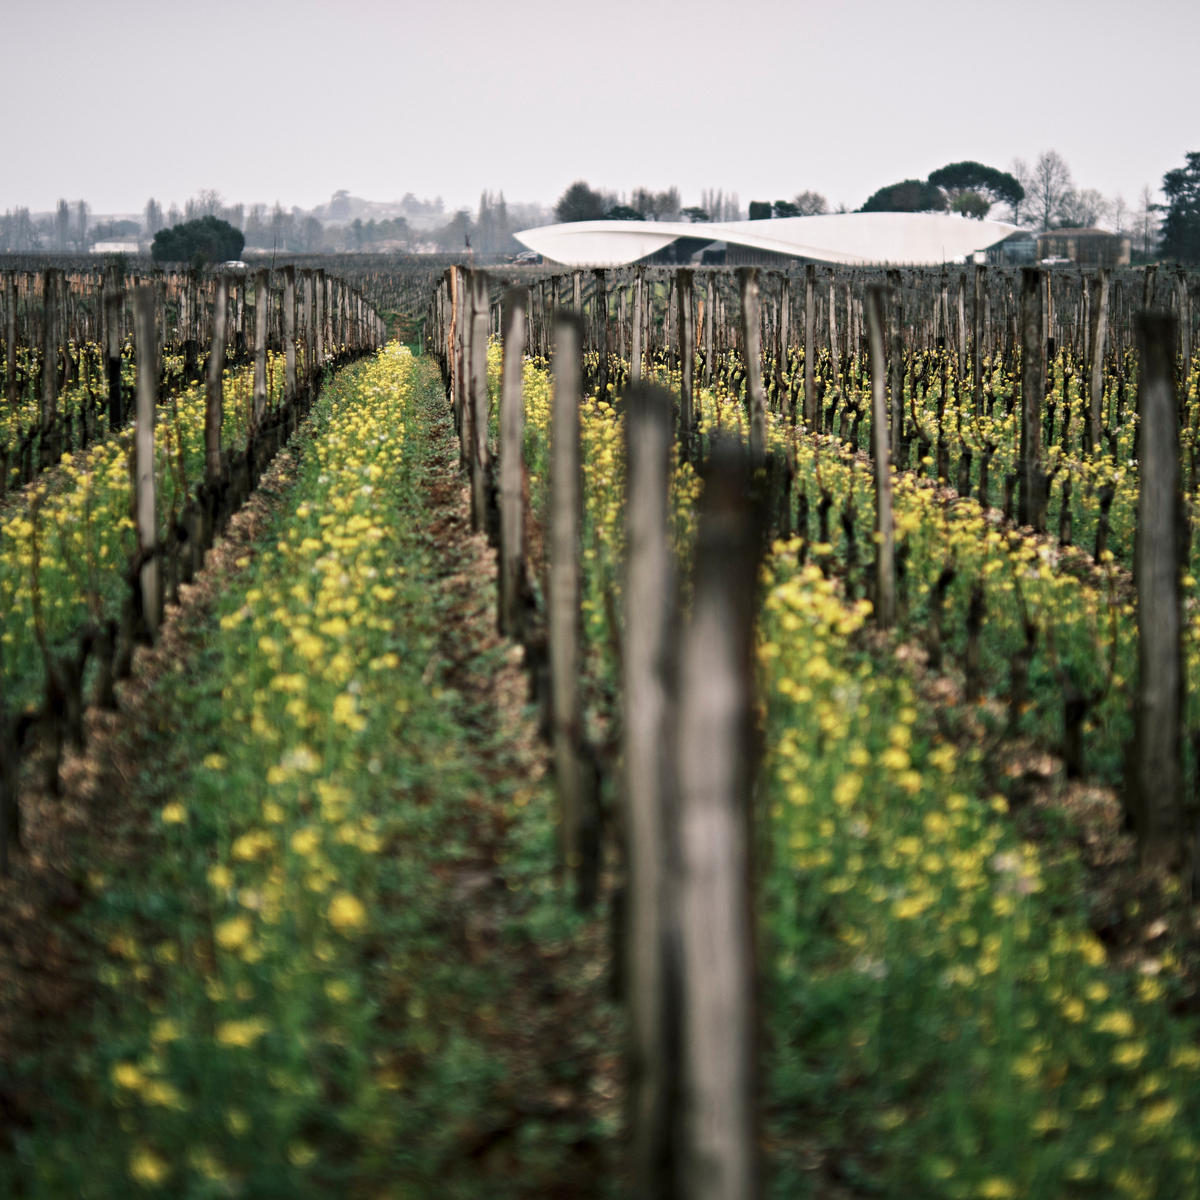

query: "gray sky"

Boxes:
[4, 0, 1196, 219]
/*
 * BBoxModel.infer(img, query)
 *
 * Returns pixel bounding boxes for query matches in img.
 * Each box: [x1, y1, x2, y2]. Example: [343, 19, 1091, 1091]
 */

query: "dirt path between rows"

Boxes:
[0, 364, 624, 1196]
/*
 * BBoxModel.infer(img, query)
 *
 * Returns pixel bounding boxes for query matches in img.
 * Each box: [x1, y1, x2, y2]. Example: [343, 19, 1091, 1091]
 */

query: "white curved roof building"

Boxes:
[515, 212, 1022, 268]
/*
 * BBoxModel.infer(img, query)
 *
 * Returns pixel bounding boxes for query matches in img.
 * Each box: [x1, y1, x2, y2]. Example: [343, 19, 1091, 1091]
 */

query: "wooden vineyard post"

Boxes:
[40, 268, 59, 468]
[132, 287, 161, 640]
[738, 268, 766, 464]
[1127, 311, 1186, 871]
[866, 286, 896, 628]
[3, 271, 15, 408]
[676, 441, 761, 1200]
[803, 263, 816, 430]
[103, 266, 124, 427]
[498, 287, 527, 638]
[631, 268, 644, 385]
[704, 274, 715, 387]
[206, 275, 229, 488]
[252, 269, 269, 423]
[776, 273, 790, 417]
[595, 268, 609, 399]
[282, 266, 297, 399]
[973, 264, 986, 415]
[888, 269, 903, 463]
[623, 381, 679, 1200]
[468, 269, 491, 533]
[302, 269, 315, 388]
[677, 268, 695, 456]
[455, 268, 470, 471]
[1019, 267, 1047, 532]
[550, 313, 584, 885]
[1087, 268, 1110, 453]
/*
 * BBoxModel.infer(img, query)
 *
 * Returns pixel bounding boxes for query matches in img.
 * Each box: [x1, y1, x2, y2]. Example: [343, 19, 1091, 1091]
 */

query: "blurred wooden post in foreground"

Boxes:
[623, 381, 679, 1200]
[676, 440, 762, 1200]
[1127, 311, 1186, 872]
[132, 287, 161, 640]
[866, 286, 896, 628]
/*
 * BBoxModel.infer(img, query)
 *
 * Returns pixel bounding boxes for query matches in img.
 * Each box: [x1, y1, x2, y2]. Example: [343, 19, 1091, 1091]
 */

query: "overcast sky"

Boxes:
[4, 0, 1196, 220]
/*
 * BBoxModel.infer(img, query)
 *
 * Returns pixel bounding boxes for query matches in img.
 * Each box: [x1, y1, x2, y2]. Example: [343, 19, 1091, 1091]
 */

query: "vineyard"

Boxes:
[1, 258, 1199, 1198]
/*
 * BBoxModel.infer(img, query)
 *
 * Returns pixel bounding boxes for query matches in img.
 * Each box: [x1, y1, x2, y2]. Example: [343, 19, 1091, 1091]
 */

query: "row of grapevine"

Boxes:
[425, 261, 1199, 1197]
[0, 267, 386, 873]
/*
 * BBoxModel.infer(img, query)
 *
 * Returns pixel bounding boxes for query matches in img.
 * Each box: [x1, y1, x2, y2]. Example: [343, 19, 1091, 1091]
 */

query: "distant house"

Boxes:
[1036, 228, 1131, 267]
[91, 240, 142, 255]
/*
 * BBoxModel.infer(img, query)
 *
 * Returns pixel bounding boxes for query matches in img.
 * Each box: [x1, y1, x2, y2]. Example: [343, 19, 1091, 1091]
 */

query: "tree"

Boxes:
[792, 190, 828, 215]
[1027, 151, 1072, 231]
[772, 200, 802, 218]
[144, 198, 164, 236]
[631, 187, 681, 221]
[1111, 194, 1127, 235]
[76, 200, 90, 250]
[927, 161, 1024, 220]
[860, 180, 947, 213]
[151, 215, 244, 265]
[554, 181, 609, 223]
[1133, 185, 1162, 259]
[748, 201, 773, 220]
[1159, 152, 1200, 264]
[950, 192, 992, 220]
[680, 206, 710, 223]
[1056, 188, 1111, 229]
[55, 199, 70, 251]
[606, 204, 645, 221]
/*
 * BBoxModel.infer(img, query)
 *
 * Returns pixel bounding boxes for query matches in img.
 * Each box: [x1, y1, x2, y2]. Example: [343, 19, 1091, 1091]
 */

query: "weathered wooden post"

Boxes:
[776, 273, 790, 417]
[132, 287, 161, 640]
[973, 264, 986, 415]
[738, 268, 766, 464]
[499, 287, 528, 638]
[677, 268, 695, 455]
[205, 275, 229, 488]
[3, 271, 15, 409]
[252, 269, 269, 423]
[1087, 268, 1110, 453]
[282, 266, 297, 399]
[1019, 267, 1047, 531]
[301, 269, 315, 387]
[631, 268, 644, 385]
[1127, 311, 1186, 871]
[803, 263, 816, 430]
[676, 440, 761, 1200]
[704, 274, 715, 387]
[550, 313, 584, 882]
[888, 269, 904, 463]
[595, 268, 609, 400]
[39, 268, 59, 468]
[102, 265, 124, 428]
[623, 381, 679, 1200]
[468, 269, 492, 532]
[866, 286, 896, 628]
